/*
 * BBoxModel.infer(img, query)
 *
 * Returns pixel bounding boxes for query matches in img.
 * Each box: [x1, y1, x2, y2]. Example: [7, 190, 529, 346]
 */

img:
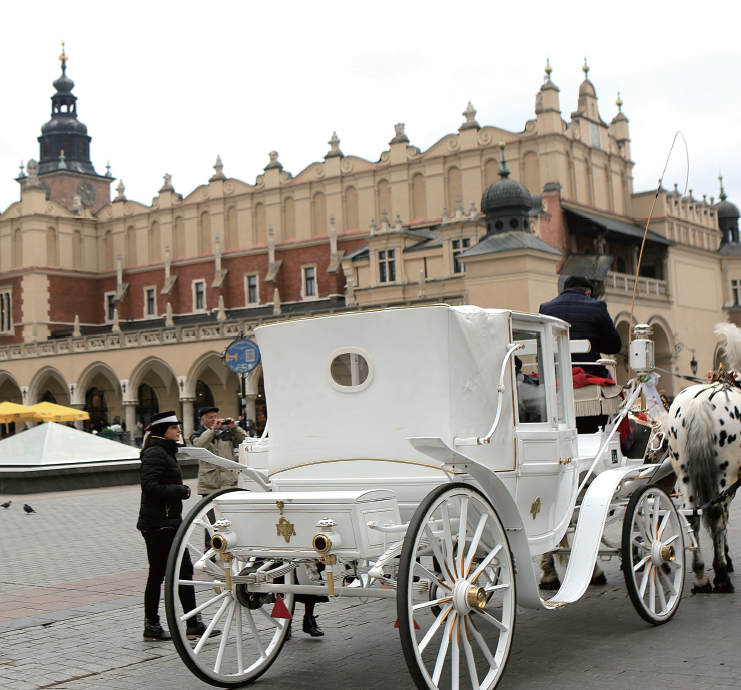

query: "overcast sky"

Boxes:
[2, 1, 739, 214]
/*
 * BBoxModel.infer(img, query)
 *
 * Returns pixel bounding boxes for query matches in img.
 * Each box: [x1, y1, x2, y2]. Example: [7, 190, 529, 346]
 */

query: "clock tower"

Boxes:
[34, 44, 112, 215]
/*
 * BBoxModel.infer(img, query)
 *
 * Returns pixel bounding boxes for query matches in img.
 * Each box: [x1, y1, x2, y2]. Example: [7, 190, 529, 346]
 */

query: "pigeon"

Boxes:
[1, 501, 10, 509]
[23, 504, 35, 514]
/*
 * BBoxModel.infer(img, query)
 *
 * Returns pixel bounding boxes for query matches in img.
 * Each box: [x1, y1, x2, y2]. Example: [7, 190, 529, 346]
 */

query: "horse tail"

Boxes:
[683, 393, 719, 508]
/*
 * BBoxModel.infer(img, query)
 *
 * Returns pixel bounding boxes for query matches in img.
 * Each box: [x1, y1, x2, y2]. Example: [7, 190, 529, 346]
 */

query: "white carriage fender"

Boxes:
[408, 436, 545, 609]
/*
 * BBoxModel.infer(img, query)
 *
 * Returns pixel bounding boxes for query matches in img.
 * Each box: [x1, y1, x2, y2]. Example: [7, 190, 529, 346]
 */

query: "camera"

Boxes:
[223, 418, 234, 425]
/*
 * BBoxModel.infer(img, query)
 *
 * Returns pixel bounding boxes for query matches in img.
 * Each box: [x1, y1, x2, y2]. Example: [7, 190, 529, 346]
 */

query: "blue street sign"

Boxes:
[224, 339, 261, 374]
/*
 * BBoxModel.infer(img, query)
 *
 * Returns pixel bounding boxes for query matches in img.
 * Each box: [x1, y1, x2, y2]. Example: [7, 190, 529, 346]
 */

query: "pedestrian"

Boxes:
[134, 420, 144, 447]
[137, 410, 219, 642]
[190, 407, 247, 551]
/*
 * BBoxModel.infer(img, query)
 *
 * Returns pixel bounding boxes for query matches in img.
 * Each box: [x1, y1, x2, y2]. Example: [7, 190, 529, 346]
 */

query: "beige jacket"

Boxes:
[191, 424, 248, 494]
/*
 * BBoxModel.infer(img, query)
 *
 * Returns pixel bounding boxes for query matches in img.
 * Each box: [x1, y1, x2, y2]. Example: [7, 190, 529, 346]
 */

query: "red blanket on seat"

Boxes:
[571, 367, 616, 389]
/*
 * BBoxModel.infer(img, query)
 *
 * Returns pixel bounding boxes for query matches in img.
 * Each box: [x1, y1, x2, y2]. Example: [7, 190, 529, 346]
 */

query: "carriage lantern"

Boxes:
[629, 323, 655, 374]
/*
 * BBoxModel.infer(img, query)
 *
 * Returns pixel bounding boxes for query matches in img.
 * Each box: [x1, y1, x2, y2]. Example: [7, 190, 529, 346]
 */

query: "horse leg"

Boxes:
[725, 529, 734, 573]
[590, 562, 607, 586]
[539, 552, 561, 590]
[687, 513, 712, 593]
[710, 507, 734, 593]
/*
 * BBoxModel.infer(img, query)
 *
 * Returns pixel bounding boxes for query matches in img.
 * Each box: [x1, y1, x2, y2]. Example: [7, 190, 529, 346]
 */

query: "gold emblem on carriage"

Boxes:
[276, 516, 296, 543]
[530, 496, 541, 520]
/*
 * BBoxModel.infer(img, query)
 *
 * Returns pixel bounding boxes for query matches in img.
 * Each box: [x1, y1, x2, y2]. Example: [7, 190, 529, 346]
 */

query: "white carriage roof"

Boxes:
[0, 423, 139, 468]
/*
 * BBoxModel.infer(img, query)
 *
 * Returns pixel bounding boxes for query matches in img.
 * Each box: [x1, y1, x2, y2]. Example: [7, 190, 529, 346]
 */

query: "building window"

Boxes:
[245, 274, 259, 305]
[0, 288, 12, 334]
[144, 287, 157, 318]
[302, 266, 317, 298]
[733, 279, 741, 307]
[379, 249, 396, 283]
[104, 291, 116, 323]
[452, 238, 471, 274]
[192, 280, 206, 312]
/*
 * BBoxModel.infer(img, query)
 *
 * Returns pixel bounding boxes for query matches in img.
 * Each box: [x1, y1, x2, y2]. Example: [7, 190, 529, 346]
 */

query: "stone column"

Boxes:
[181, 398, 196, 440]
[244, 394, 257, 423]
[71, 402, 86, 430]
[123, 401, 137, 443]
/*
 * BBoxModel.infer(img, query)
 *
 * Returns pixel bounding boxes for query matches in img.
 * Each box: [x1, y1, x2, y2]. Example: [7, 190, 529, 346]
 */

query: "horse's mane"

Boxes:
[714, 322, 741, 371]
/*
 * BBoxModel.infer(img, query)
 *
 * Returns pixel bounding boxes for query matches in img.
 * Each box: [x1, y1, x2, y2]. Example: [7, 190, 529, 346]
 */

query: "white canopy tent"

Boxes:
[0, 422, 139, 468]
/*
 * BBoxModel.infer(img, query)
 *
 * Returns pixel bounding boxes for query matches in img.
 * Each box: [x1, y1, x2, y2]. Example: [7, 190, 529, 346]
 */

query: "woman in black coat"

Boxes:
[137, 411, 220, 642]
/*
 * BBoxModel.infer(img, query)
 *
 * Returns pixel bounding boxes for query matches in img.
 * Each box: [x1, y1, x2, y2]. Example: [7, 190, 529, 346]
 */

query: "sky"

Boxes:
[2, 1, 740, 213]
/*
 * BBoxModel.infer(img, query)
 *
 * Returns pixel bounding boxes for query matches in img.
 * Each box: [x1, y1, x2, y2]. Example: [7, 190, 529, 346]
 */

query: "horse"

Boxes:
[666, 323, 741, 593]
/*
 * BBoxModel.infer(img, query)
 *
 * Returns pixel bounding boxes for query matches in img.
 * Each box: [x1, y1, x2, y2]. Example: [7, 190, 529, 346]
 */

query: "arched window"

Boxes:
[523, 152, 540, 195]
[174, 216, 185, 258]
[377, 180, 391, 221]
[345, 187, 359, 230]
[283, 198, 296, 240]
[46, 228, 58, 267]
[12, 229, 22, 269]
[485, 159, 499, 188]
[412, 174, 426, 220]
[136, 383, 159, 429]
[195, 379, 215, 420]
[126, 226, 137, 266]
[199, 211, 211, 255]
[149, 221, 161, 263]
[226, 206, 237, 250]
[253, 203, 266, 245]
[312, 192, 327, 237]
[447, 167, 462, 212]
[104, 230, 113, 269]
[73, 230, 83, 270]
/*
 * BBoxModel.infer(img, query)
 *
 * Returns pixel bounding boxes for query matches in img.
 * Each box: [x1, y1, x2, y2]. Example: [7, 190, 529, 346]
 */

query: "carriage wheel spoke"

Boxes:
[432, 612, 456, 684]
[441, 503, 458, 578]
[418, 603, 453, 654]
[484, 583, 509, 593]
[649, 569, 656, 613]
[638, 564, 651, 598]
[657, 510, 672, 540]
[468, 616, 498, 668]
[462, 619, 481, 690]
[257, 606, 281, 627]
[470, 545, 503, 584]
[664, 559, 682, 570]
[663, 534, 679, 547]
[472, 607, 509, 633]
[651, 497, 660, 538]
[193, 597, 230, 654]
[178, 579, 221, 588]
[658, 567, 678, 597]
[243, 607, 267, 659]
[656, 573, 669, 614]
[180, 590, 230, 622]
[235, 604, 245, 675]
[425, 525, 455, 586]
[632, 537, 650, 551]
[414, 561, 451, 592]
[464, 514, 489, 578]
[214, 600, 236, 674]
[414, 596, 453, 611]
[457, 497, 469, 578]
[633, 555, 651, 573]
[451, 617, 461, 690]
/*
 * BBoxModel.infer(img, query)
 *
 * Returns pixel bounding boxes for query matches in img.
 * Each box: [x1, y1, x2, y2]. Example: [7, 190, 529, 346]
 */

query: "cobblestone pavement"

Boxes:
[0, 483, 739, 690]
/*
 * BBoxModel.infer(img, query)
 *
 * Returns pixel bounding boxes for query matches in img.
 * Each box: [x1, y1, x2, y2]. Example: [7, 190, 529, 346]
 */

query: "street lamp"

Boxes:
[690, 350, 698, 376]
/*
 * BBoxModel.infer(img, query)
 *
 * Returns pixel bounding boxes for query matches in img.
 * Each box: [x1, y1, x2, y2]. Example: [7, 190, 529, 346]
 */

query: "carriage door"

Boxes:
[512, 323, 575, 548]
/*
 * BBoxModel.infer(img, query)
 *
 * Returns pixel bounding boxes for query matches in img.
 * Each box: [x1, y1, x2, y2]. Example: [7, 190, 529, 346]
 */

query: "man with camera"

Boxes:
[190, 407, 248, 548]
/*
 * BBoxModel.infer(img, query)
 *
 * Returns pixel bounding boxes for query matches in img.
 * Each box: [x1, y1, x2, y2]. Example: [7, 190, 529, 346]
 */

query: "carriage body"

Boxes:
[168, 305, 687, 690]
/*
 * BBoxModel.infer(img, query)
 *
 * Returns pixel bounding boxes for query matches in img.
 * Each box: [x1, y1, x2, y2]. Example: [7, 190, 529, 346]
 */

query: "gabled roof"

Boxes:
[458, 232, 562, 258]
[564, 206, 672, 246]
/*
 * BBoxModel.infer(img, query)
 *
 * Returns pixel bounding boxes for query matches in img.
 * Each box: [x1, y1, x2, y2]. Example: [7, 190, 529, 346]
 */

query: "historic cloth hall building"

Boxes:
[1, 53, 739, 438]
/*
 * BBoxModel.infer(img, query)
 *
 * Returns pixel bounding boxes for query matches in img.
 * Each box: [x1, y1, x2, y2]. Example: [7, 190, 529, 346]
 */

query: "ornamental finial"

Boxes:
[545, 58, 552, 81]
[59, 41, 68, 74]
[582, 57, 589, 77]
[616, 90, 623, 112]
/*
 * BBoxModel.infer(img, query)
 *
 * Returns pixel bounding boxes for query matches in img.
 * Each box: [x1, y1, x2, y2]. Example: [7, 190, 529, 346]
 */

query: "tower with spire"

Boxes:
[32, 43, 112, 213]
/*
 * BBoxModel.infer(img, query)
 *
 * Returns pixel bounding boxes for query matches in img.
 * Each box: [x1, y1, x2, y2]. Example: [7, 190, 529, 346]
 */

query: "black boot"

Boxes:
[186, 612, 222, 641]
[143, 618, 172, 641]
[302, 615, 324, 637]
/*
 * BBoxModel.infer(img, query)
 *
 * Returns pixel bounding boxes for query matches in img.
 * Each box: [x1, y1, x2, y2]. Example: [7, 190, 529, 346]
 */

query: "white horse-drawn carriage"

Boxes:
[167, 305, 691, 689]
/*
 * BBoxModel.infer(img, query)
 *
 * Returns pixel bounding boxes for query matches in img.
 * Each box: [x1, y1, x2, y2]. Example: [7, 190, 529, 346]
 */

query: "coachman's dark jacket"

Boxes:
[137, 437, 190, 530]
[539, 288, 622, 375]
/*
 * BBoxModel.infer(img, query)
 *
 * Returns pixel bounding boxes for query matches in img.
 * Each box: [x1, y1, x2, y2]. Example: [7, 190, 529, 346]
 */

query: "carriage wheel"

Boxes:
[398, 483, 516, 690]
[621, 484, 685, 625]
[165, 489, 294, 688]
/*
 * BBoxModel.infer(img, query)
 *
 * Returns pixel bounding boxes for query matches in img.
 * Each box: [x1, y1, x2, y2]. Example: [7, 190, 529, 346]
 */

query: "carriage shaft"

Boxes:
[246, 583, 396, 599]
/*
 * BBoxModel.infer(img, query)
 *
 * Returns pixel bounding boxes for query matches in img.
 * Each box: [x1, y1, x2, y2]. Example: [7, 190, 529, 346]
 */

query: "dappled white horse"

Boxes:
[667, 324, 741, 593]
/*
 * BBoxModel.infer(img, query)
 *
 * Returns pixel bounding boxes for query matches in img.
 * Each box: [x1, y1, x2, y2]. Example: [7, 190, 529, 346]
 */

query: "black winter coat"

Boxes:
[539, 289, 622, 371]
[137, 437, 190, 530]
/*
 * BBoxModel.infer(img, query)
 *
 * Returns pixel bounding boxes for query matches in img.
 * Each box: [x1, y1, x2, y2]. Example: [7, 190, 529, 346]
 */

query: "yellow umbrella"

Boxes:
[27, 402, 89, 423]
[0, 401, 43, 424]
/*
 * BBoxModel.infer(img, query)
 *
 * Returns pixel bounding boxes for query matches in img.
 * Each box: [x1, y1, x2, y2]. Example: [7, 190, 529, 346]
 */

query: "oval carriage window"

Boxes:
[326, 347, 374, 393]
